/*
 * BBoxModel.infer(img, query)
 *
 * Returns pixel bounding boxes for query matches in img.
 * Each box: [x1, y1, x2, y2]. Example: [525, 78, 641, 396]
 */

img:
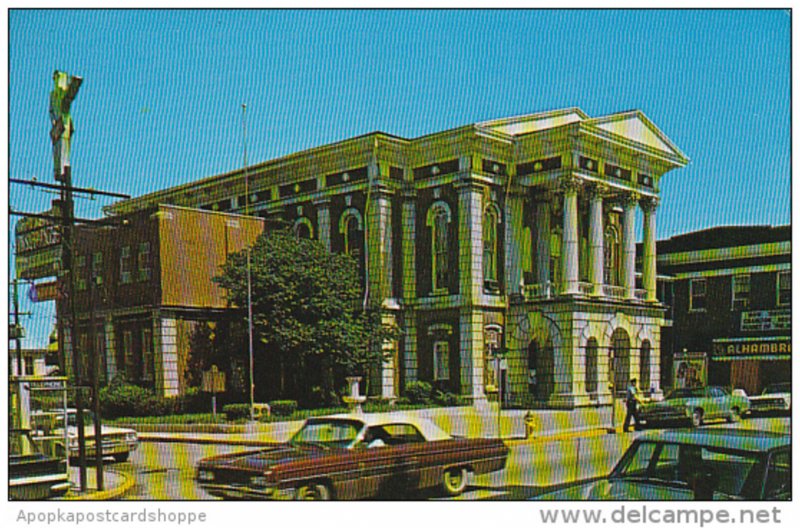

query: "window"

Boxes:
[120, 246, 132, 284]
[689, 278, 706, 311]
[639, 340, 652, 393]
[483, 206, 499, 287]
[92, 251, 103, 286]
[585, 338, 598, 394]
[433, 341, 450, 381]
[122, 330, 133, 378]
[138, 242, 151, 281]
[75, 254, 87, 291]
[342, 212, 362, 257]
[777, 271, 791, 306]
[294, 218, 313, 240]
[141, 327, 153, 381]
[427, 202, 452, 293]
[731, 274, 750, 310]
[604, 225, 619, 286]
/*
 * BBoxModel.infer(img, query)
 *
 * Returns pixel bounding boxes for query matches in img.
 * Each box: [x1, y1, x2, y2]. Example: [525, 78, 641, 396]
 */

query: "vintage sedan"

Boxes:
[32, 409, 138, 463]
[749, 382, 791, 414]
[637, 386, 750, 428]
[10, 429, 71, 500]
[534, 428, 790, 500]
[196, 412, 509, 500]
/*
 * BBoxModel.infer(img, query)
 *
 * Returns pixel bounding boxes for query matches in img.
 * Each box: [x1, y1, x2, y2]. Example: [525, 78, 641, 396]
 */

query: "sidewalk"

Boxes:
[133, 401, 628, 446]
[58, 466, 134, 500]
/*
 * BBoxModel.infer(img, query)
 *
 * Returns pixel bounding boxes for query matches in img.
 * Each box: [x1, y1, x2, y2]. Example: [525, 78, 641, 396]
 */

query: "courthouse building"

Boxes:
[100, 108, 687, 407]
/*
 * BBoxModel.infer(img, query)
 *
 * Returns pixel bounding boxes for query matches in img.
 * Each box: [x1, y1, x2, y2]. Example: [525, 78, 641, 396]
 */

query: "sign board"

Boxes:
[15, 208, 62, 280]
[672, 352, 707, 389]
[30, 281, 60, 303]
[740, 310, 791, 332]
[712, 338, 791, 359]
[202, 365, 226, 393]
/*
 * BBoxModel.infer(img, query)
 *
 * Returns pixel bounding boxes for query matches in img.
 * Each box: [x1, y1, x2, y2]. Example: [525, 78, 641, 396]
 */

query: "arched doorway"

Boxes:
[611, 328, 631, 395]
[528, 339, 554, 401]
[585, 337, 599, 395]
[639, 340, 652, 393]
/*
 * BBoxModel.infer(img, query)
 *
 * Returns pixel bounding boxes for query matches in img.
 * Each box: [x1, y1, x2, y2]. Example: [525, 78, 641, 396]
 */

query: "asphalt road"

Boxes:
[117, 416, 789, 501]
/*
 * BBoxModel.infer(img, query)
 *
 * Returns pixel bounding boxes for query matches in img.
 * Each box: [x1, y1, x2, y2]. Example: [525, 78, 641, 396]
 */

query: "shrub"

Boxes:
[433, 391, 462, 407]
[222, 403, 251, 421]
[269, 400, 298, 417]
[100, 378, 163, 418]
[404, 381, 433, 404]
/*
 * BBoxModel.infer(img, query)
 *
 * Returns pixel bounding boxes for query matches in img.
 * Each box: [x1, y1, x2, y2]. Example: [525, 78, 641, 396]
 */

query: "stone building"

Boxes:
[103, 108, 688, 406]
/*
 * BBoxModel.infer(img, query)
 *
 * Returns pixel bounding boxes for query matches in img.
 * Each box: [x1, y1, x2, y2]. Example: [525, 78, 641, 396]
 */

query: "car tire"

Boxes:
[442, 467, 469, 497]
[297, 483, 331, 500]
[727, 407, 742, 423]
[691, 409, 704, 428]
[113, 452, 130, 463]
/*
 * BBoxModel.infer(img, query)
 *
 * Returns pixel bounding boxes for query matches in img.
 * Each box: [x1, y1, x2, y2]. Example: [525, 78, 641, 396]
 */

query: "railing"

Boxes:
[578, 282, 594, 295]
[603, 284, 625, 299]
[634, 289, 647, 301]
[524, 282, 553, 300]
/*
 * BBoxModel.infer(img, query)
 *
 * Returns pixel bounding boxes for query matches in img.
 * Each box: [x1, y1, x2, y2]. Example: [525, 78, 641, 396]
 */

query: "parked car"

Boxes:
[9, 428, 71, 500]
[31, 409, 138, 463]
[749, 382, 791, 414]
[196, 412, 509, 500]
[636, 386, 750, 428]
[534, 428, 790, 500]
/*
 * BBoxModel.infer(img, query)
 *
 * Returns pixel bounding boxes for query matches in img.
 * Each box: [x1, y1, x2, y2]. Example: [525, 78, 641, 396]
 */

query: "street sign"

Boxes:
[202, 365, 226, 393]
[15, 205, 62, 280]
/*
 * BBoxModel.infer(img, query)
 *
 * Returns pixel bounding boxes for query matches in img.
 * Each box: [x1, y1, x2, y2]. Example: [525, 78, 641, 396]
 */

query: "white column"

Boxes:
[641, 197, 659, 302]
[154, 313, 179, 397]
[621, 194, 638, 300]
[315, 198, 331, 251]
[459, 309, 486, 403]
[366, 183, 393, 303]
[457, 179, 484, 302]
[504, 187, 525, 295]
[588, 185, 605, 297]
[560, 176, 581, 295]
[534, 196, 551, 289]
[401, 189, 417, 385]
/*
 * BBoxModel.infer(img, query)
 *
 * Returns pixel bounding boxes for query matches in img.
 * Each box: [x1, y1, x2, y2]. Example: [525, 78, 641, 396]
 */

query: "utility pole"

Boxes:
[89, 250, 103, 490]
[51, 70, 87, 492]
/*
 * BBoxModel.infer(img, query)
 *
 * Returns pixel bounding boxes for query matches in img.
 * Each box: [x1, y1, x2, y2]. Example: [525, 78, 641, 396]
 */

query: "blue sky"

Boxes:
[7, 9, 791, 347]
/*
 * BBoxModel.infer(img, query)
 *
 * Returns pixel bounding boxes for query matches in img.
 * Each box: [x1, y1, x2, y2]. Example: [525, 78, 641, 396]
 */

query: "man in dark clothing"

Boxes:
[623, 378, 641, 432]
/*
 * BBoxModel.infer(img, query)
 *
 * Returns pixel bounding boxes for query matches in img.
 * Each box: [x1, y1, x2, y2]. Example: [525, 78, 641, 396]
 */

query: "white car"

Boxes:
[749, 383, 792, 414]
[32, 409, 138, 463]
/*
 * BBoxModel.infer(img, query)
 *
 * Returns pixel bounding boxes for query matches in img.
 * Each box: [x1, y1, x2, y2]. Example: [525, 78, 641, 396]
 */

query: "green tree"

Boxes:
[214, 229, 396, 401]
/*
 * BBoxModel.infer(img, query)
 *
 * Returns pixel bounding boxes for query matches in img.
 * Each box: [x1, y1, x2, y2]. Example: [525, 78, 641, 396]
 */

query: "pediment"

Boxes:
[478, 107, 589, 136]
[584, 111, 688, 163]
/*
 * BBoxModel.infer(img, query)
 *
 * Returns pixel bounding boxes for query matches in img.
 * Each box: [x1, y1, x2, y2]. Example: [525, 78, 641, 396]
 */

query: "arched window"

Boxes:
[338, 208, 364, 256]
[294, 217, 314, 240]
[483, 205, 501, 285]
[640, 340, 652, 392]
[426, 201, 452, 293]
[604, 225, 619, 286]
[611, 328, 631, 395]
[585, 337, 598, 394]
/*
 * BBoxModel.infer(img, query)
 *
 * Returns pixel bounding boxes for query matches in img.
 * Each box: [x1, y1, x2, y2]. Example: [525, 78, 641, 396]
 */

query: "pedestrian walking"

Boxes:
[623, 378, 641, 432]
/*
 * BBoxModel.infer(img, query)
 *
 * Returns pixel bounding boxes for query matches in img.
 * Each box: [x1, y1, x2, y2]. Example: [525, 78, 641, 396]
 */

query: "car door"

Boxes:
[355, 426, 401, 498]
[710, 387, 730, 418]
[762, 449, 791, 500]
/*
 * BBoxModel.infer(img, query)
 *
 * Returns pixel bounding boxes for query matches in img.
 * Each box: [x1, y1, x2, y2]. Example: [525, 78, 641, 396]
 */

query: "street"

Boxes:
[115, 416, 788, 500]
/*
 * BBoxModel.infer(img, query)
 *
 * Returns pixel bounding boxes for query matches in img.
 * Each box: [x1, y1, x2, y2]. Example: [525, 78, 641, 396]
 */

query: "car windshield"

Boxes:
[289, 419, 363, 449]
[666, 388, 706, 399]
[764, 384, 791, 395]
[613, 440, 762, 498]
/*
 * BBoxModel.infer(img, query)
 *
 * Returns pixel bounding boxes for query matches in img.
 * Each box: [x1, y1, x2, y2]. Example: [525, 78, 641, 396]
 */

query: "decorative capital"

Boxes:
[640, 195, 660, 213]
[558, 174, 582, 195]
[586, 182, 610, 200]
[621, 192, 641, 209]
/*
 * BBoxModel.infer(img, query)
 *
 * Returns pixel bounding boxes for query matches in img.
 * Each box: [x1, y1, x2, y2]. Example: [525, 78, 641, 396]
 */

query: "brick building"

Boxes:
[656, 225, 791, 395]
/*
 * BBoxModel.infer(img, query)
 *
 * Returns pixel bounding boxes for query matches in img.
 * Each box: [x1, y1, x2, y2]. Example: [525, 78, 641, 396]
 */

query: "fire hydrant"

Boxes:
[524, 411, 536, 439]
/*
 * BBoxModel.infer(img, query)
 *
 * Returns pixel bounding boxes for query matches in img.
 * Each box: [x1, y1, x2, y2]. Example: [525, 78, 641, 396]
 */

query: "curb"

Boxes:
[62, 469, 135, 501]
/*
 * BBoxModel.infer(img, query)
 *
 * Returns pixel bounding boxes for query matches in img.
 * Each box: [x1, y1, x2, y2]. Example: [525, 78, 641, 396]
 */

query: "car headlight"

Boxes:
[197, 469, 214, 482]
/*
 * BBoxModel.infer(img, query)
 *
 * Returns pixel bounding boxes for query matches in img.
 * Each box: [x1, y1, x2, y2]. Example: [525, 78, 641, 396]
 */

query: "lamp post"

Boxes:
[241, 103, 255, 422]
